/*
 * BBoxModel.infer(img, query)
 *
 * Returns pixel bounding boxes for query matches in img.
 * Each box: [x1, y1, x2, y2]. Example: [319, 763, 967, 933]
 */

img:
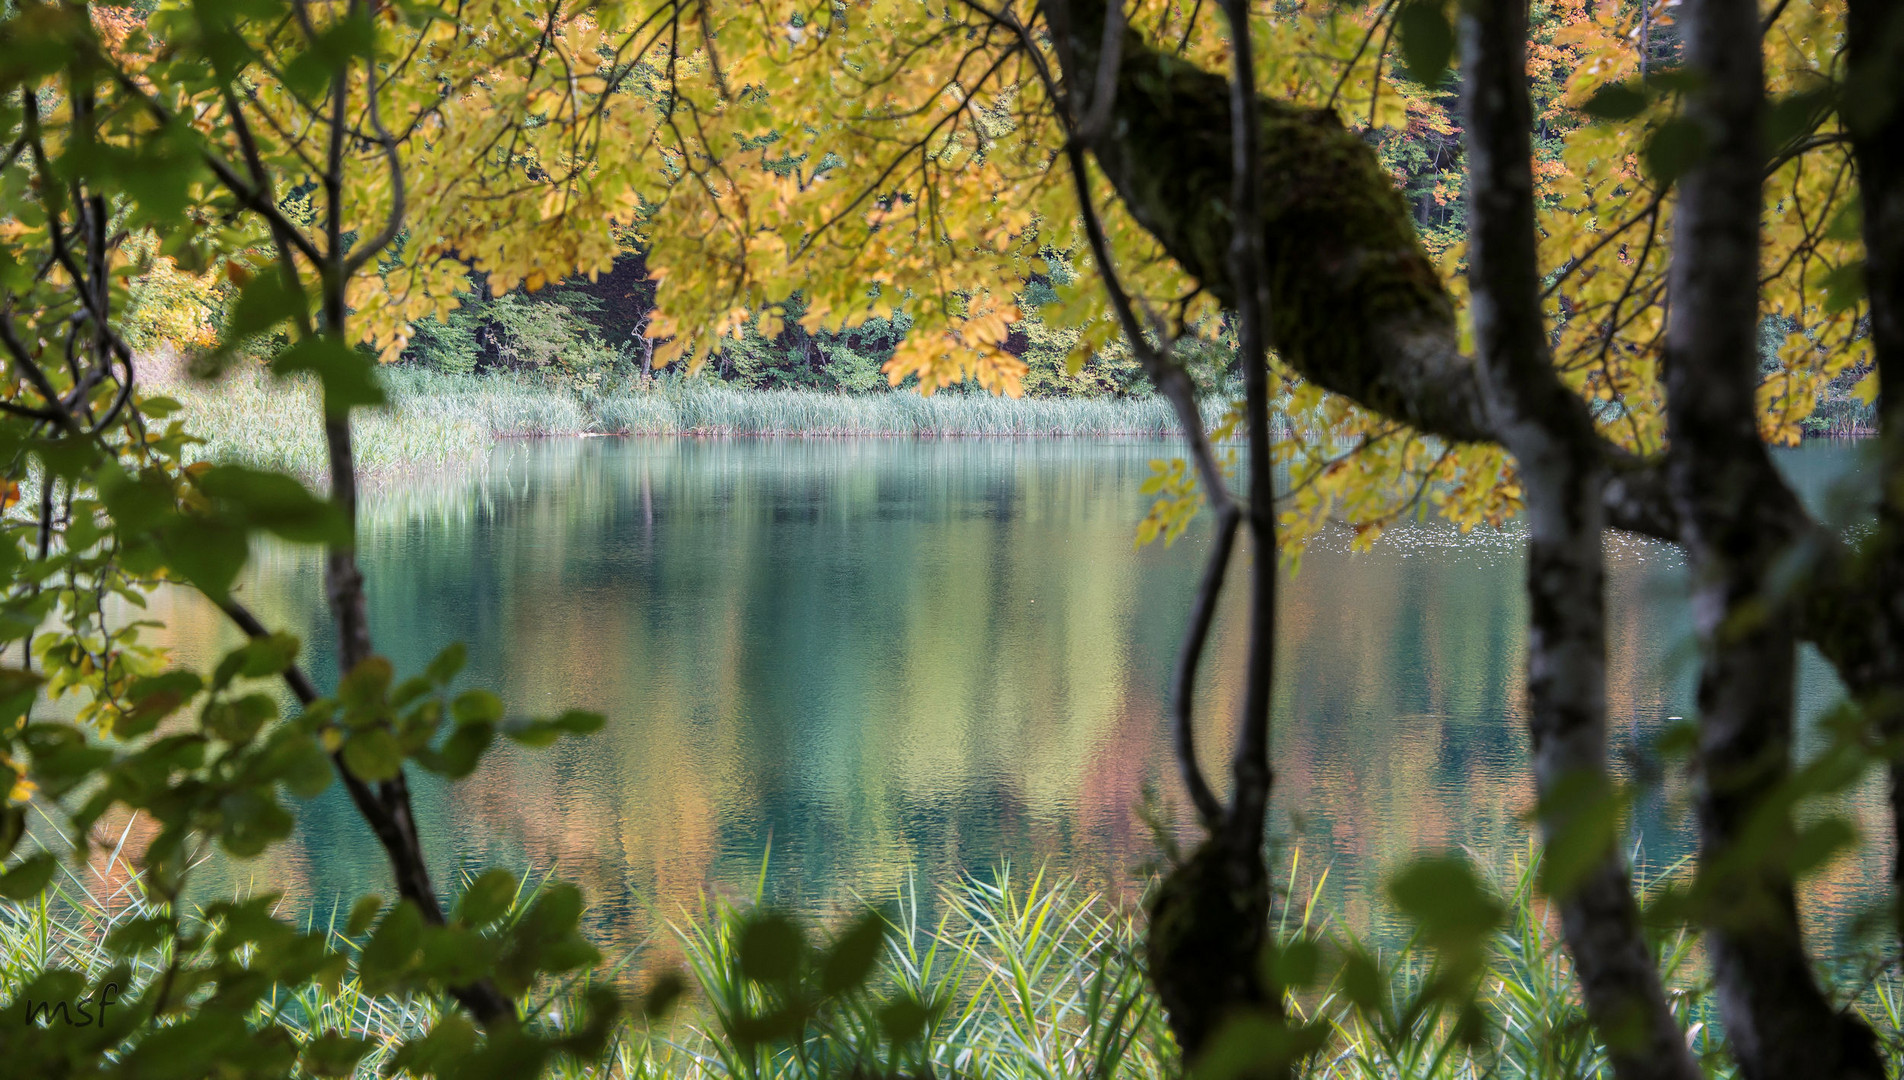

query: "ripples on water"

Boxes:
[150, 436, 1886, 951]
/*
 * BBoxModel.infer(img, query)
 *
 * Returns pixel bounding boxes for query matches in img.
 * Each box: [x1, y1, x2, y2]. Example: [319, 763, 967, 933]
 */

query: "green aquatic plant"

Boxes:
[8, 847, 1904, 1079]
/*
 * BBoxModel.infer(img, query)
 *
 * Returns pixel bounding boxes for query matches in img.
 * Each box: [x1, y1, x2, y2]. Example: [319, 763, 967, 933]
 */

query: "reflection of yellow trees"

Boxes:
[133, 440, 1888, 950]
[435, 440, 1212, 935]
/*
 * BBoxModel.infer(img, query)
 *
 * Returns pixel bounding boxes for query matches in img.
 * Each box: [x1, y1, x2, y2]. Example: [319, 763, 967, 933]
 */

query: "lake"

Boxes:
[150, 436, 1886, 953]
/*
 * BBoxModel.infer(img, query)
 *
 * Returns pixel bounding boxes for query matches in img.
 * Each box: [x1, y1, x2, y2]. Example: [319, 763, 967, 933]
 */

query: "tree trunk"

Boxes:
[1844, 0, 1904, 954]
[1039, 0, 1492, 445]
[1665, 1, 1880, 1075]
[1057, 0, 1287, 1055]
[1458, 3, 1697, 1077]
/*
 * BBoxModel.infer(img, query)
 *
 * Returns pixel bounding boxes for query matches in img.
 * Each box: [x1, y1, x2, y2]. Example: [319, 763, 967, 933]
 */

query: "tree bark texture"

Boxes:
[1042, 0, 1491, 446]
[1666, 0, 1879, 1075]
[1844, 0, 1904, 953]
[1458, 2, 1697, 1077]
[1114, 0, 1287, 1057]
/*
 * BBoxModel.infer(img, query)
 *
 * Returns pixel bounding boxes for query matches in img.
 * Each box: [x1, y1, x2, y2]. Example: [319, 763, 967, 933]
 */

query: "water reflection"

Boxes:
[153, 438, 1885, 951]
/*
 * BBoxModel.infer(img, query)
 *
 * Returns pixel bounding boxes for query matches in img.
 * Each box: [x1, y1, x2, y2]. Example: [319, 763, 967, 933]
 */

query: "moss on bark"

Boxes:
[1144, 835, 1271, 1061]
[1042, 2, 1493, 442]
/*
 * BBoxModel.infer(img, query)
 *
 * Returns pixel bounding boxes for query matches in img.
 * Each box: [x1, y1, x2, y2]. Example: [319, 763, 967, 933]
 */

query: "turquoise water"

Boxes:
[160, 437, 1882, 950]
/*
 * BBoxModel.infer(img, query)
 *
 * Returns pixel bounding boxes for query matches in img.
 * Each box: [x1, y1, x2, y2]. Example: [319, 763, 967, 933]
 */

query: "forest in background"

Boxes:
[110, 0, 1875, 432]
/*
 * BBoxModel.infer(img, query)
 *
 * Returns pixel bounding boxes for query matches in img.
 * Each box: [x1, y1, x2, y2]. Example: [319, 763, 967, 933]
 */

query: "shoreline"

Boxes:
[160, 365, 1868, 480]
[164, 367, 1233, 475]
[495, 428, 1211, 439]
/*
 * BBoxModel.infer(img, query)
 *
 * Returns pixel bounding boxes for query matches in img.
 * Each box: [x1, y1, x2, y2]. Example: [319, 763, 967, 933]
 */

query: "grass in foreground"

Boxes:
[160, 367, 1224, 476]
[7, 844, 1902, 1079]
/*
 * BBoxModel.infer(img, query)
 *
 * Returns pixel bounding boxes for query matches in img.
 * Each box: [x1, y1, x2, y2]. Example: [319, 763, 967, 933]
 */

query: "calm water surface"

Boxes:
[156, 437, 1885, 948]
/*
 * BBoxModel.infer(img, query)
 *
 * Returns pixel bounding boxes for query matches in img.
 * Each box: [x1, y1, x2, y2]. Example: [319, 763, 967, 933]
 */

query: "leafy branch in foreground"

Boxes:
[0, 0, 647, 1073]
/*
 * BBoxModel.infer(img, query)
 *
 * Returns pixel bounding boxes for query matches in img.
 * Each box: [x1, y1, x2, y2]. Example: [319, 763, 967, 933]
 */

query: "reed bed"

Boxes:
[163, 371, 491, 475]
[9, 843, 1903, 1079]
[158, 367, 1224, 476]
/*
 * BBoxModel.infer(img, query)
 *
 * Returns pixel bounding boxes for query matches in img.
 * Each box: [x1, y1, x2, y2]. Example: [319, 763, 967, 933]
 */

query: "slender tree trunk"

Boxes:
[1666, 2, 1880, 1075]
[309, 46, 511, 1024]
[1049, 1, 1284, 1062]
[1458, 3, 1697, 1077]
[1216, 0, 1276, 882]
[1844, 0, 1904, 954]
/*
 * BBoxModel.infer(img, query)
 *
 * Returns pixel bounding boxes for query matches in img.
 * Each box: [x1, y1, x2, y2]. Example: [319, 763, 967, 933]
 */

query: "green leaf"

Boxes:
[212, 633, 302, 692]
[210, 894, 292, 950]
[418, 722, 494, 779]
[1268, 938, 1320, 991]
[504, 709, 605, 748]
[106, 915, 176, 955]
[1532, 772, 1624, 899]
[223, 273, 309, 347]
[33, 435, 101, 482]
[548, 709, 605, 735]
[1646, 69, 1706, 94]
[452, 689, 505, 726]
[391, 675, 433, 710]
[1388, 854, 1503, 953]
[141, 396, 184, 419]
[342, 727, 404, 783]
[347, 894, 385, 937]
[426, 642, 468, 685]
[456, 868, 520, 928]
[1790, 816, 1857, 877]
[503, 720, 562, 747]
[360, 900, 425, 989]
[0, 5, 90, 84]
[271, 336, 387, 417]
[819, 910, 886, 995]
[0, 852, 59, 899]
[124, 670, 204, 739]
[418, 924, 497, 984]
[1825, 195, 1863, 242]
[878, 995, 932, 1043]
[1583, 81, 1649, 121]
[340, 657, 394, 719]
[643, 971, 687, 1019]
[1396, 0, 1454, 88]
[197, 465, 349, 545]
[128, 670, 204, 707]
[266, 731, 334, 799]
[0, 668, 46, 725]
[301, 1032, 374, 1078]
[734, 1004, 809, 1046]
[1339, 950, 1385, 1011]
[0, 806, 22, 861]
[382, 1014, 479, 1078]
[281, 10, 377, 97]
[1765, 88, 1836, 153]
[1823, 260, 1866, 314]
[738, 912, 806, 983]
[202, 694, 278, 744]
[1642, 118, 1709, 186]
[99, 467, 178, 533]
[218, 789, 294, 857]
[158, 516, 250, 599]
